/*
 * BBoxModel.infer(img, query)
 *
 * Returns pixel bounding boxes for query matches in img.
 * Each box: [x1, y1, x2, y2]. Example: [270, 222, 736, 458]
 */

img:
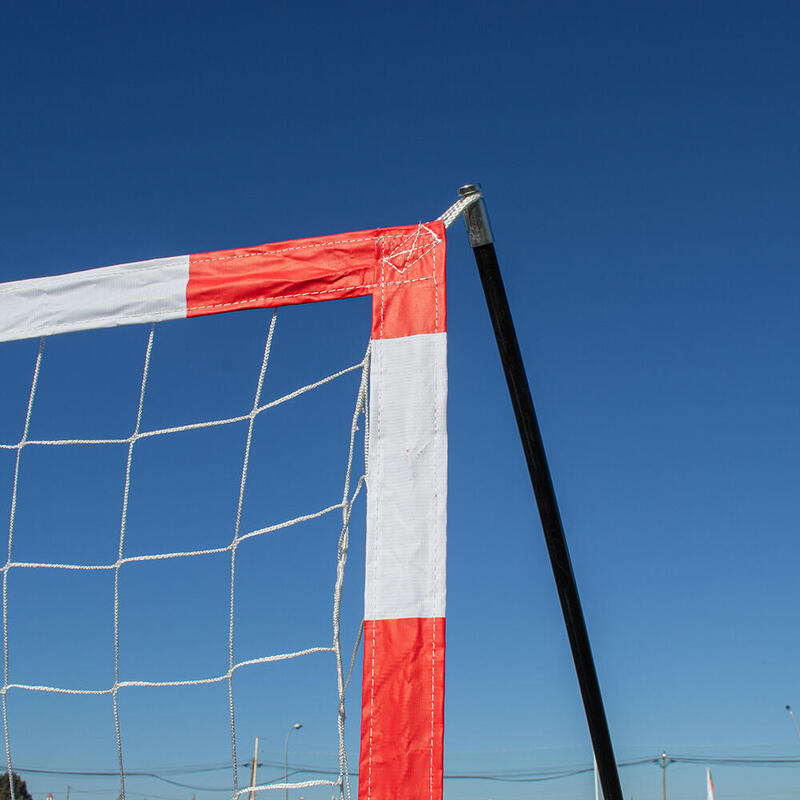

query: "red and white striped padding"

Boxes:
[0, 221, 447, 800]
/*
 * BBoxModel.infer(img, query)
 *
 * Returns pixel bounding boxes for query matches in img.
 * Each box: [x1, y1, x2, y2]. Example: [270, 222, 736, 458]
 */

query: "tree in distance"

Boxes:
[0, 773, 33, 800]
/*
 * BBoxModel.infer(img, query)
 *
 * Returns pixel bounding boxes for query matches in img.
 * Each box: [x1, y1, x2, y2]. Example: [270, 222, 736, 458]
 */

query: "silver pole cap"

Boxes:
[458, 184, 494, 247]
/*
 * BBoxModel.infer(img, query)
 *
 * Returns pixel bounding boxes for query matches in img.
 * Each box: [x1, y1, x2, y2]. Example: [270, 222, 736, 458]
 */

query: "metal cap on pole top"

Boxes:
[457, 184, 494, 247]
[456, 184, 624, 800]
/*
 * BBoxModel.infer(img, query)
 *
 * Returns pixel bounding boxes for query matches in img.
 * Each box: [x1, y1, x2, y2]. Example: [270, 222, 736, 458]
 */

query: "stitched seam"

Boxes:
[379, 239, 385, 340]
[0, 224, 440, 297]
[0, 259, 189, 296]
[381, 225, 423, 275]
[367, 331, 384, 800]
[1, 308, 183, 336]
[193, 225, 440, 266]
[380, 240, 437, 275]
[190, 237, 376, 263]
[379, 225, 441, 276]
[190, 276, 434, 314]
[431, 617, 436, 800]
[431, 237, 443, 799]
[430, 271, 440, 798]
[368, 621, 376, 800]
[433, 236, 440, 332]
[5, 275, 437, 333]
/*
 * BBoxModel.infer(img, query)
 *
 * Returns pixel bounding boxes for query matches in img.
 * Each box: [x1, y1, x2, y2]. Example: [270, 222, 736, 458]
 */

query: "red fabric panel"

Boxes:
[186, 221, 446, 339]
[369, 222, 446, 340]
[359, 617, 445, 800]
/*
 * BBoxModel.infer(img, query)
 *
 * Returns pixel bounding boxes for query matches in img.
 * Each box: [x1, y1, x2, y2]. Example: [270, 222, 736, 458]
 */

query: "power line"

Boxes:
[15, 751, 800, 794]
[670, 755, 800, 767]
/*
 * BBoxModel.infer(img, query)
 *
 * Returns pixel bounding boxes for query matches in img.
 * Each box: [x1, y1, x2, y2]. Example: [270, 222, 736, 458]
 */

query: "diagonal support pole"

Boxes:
[458, 183, 624, 800]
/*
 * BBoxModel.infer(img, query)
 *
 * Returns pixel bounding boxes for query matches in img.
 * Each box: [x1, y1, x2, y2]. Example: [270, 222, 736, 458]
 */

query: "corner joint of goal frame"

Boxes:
[437, 183, 493, 246]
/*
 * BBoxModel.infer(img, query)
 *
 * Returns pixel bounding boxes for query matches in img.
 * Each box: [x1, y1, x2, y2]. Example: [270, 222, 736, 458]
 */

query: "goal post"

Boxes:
[459, 184, 624, 800]
[0, 221, 447, 800]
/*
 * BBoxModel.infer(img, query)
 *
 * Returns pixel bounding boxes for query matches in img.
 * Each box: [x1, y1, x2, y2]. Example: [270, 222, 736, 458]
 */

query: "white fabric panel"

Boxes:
[365, 333, 447, 620]
[0, 255, 190, 343]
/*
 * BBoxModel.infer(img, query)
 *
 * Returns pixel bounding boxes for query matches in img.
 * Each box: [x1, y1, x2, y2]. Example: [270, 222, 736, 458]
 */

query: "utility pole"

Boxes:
[248, 736, 260, 800]
[660, 752, 667, 800]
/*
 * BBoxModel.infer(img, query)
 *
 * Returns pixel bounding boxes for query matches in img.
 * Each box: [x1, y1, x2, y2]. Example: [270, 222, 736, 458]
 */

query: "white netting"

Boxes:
[0, 309, 370, 800]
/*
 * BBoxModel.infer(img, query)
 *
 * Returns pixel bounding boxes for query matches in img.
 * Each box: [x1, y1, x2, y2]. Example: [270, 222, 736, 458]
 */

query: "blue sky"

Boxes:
[1, 2, 800, 799]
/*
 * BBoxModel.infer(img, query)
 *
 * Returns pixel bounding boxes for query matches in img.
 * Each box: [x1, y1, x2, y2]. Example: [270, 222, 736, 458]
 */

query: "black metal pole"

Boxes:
[458, 184, 623, 800]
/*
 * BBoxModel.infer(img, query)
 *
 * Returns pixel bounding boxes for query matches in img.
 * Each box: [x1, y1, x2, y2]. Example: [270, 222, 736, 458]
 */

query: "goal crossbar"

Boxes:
[0, 220, 448, 800]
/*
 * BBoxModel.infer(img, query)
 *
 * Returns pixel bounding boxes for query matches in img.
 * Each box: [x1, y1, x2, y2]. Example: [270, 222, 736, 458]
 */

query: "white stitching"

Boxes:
[381, 227, 423, 275]
[194, 225, 439, 268]
[433, 231, 439, 333]
[0, 228, 430, 296]
[191, 276, 435, 315]
[1, 227, 445, 343]
[2, 275, 438, 340]
[379, 238, 385, 340]
[190, 236, 376, 264]
[430, 617, 436, 800]
[378, 225, 441, 276]
[367, 622, 376, 800]
[430, 268, 440, 798]
[0, 258, 189, 296]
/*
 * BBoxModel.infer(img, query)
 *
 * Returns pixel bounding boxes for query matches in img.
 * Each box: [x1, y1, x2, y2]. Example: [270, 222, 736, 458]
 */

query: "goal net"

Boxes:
[0, 222, 447, 800]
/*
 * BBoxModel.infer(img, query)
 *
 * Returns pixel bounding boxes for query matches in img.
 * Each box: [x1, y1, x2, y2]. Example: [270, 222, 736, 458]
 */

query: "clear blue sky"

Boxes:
[1, 2, 800, 800]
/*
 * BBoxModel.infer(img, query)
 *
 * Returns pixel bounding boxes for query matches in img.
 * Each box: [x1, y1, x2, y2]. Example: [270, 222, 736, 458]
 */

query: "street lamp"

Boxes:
[786, 705, 800, 742]
[284, 723, 303, 800]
